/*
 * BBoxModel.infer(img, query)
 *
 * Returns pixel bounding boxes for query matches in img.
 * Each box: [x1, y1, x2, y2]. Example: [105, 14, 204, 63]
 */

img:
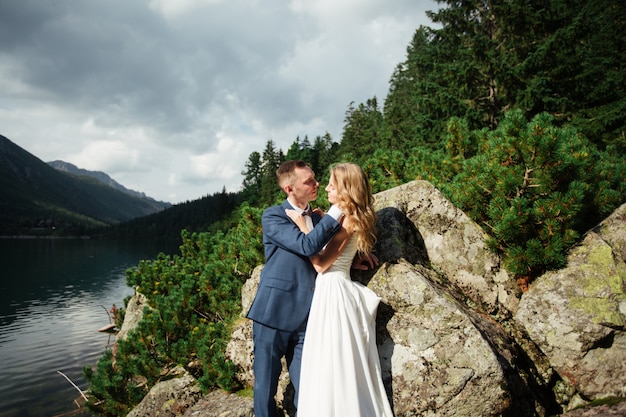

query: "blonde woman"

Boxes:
[286, 163, 394, 417]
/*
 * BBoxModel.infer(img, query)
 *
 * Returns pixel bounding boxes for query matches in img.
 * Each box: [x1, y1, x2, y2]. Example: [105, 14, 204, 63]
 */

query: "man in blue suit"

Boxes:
[247, 160, 344, 417]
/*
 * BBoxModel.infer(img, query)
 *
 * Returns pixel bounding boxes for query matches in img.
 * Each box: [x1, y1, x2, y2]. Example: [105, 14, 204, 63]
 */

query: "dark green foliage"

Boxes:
[286, 136, 314, 168]
[340, 98, 388, 165]
[384, 27, 449, 149]
[364, 117, 480, 194]
[103, 188, 242, 244]
[441, 110, 623, 277]
[309, 133, 341, 177]
[364, 149, 408, 193]
[284, 133, 341, 179]
[259, 140, 285, 206]
[590, 144, 626, 217]
[82, 350, 148, 416]
[363, 108, 625, 279]
[384, 0, 626, 151]
[83, 204, 264, 415]
[521, 0, 626, 147]
[241, 151, 263, 205]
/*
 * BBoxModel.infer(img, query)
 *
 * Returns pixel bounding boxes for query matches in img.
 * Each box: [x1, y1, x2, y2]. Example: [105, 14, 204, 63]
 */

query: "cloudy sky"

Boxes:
[0, 0, 437, 204]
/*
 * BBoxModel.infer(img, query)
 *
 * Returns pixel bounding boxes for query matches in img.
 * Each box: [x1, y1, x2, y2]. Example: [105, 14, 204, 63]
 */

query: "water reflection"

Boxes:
[0, 238, 176, 417]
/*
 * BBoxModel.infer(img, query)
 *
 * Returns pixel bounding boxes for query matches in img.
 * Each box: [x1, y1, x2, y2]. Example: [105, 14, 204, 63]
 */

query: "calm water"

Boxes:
[0, 238, 177, 417]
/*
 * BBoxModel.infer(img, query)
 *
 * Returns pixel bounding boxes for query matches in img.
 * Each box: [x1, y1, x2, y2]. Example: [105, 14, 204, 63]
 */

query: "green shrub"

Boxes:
[83, 204, 263, 415]
[441, 110, 625, 279]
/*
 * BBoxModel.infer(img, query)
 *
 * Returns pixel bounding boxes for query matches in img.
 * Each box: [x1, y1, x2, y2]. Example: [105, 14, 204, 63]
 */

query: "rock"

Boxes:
[225, 318, 254, 389]
[373, 181, 518, 315]
[127, 366, 203, 417]
[182, 390, 253, 417]
[117, 293, 149, 339]
[560, 400, 626, 416]
[117, 291, 149, 341]
[369, 260, 545, 416]
[114, 291, 151, 369]
[516, 203, 626, 405]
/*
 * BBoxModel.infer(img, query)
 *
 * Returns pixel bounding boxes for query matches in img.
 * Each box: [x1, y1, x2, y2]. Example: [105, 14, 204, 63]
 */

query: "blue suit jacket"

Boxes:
[247, 200, 340, 331]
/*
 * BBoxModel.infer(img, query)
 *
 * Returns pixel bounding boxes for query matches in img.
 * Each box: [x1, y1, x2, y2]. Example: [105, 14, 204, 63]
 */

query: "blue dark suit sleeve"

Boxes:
[262, 206, 340, 257]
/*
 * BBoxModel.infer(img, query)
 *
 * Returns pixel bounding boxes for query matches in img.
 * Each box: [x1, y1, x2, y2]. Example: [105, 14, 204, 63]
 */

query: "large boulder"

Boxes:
[183, 390, 253, 417]
[373, 181, 518, 315]
[127, 366, 202, 417]
[515, 204, 626, 403]
[368, 260, 545, 416]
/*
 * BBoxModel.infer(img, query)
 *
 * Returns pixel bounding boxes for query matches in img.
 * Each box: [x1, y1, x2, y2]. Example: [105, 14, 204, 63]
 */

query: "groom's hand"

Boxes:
[352, 252, 379, 270]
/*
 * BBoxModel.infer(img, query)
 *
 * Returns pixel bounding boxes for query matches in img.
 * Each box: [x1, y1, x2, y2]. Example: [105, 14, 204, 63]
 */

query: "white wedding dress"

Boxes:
[297, 236, 394, 417]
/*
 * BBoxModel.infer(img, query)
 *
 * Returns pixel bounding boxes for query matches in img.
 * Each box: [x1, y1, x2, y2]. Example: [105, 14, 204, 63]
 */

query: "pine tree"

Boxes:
[443, 110, 601, 278]
[520, 0, 626, 147]
[311, 133, 340, 179]
[384, 0, 626, 151]
[259, 140, 283, 206]
[339, 98, 385, 165]
[364, 149, 408, 193]
[241, 151, 262, 205]
[285, 136, 304, 161]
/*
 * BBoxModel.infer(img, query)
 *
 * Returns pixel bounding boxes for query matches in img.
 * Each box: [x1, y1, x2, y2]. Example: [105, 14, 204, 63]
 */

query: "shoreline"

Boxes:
[0, 235, 91, 239]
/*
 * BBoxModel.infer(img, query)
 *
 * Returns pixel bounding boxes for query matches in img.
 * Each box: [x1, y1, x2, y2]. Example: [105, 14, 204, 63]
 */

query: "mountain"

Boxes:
[0, 134, 171, 236]
[47, 160, 165, 202]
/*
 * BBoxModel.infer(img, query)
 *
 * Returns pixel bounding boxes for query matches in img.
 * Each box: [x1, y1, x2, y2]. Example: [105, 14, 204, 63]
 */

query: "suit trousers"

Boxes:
[252, 320, 307, 417]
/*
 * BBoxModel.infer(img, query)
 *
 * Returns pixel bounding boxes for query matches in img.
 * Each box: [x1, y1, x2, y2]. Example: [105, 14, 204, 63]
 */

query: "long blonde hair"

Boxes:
[330, 163, 377, 254]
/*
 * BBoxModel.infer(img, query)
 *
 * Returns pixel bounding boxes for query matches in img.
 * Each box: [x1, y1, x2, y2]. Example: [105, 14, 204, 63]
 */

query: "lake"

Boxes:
[0, 238, 178, 417]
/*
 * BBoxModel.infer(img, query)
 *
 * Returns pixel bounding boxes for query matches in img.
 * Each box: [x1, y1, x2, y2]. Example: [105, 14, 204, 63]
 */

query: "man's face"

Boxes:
[288, 166, 319, 207]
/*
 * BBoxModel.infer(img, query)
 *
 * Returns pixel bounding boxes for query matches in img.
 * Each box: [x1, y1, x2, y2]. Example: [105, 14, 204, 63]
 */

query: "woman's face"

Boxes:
[325, 174, 338, 204]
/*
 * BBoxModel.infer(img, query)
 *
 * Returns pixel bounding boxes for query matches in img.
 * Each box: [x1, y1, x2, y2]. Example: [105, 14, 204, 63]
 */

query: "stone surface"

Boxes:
[116, 291, 149, 341]
[516, 204, 626, 403]
[127, 366, 203, 417]
[373, 181, 518, 315]
[182, 390, 253, 417]
[560, 400, 626, 417]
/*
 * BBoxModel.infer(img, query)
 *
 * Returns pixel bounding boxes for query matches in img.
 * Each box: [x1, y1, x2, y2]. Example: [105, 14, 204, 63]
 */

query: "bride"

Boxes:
[286, 162, 394, 417]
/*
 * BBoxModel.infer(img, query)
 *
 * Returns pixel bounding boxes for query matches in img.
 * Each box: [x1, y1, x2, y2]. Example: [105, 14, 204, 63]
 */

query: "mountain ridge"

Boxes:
[47, 160, 167, 203]
[0, 134, 171, 235]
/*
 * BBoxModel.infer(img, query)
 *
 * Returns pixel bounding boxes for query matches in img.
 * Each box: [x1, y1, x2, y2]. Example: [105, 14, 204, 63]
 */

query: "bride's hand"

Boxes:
[285, 209, 309, 233]
[352, 251, 379, 270]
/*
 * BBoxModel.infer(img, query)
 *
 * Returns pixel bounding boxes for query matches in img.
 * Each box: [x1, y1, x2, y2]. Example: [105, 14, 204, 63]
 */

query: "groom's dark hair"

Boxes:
[276, 160, 310, 188]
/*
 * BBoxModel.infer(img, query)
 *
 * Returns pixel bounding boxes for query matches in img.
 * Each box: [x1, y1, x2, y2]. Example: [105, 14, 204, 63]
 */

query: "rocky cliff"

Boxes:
[123, 180, 626, 417]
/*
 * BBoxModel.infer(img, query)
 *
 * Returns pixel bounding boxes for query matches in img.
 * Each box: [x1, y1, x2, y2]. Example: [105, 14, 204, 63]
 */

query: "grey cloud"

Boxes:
[0, 0, 436, 202]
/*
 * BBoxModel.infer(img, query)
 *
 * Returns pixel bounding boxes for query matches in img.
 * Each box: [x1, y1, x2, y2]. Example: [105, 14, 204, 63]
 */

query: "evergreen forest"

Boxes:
[83, 1, 626, 415]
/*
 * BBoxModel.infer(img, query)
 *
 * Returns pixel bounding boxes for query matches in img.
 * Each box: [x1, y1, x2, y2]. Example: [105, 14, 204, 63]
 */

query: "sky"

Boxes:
[0, 0, 437, 204]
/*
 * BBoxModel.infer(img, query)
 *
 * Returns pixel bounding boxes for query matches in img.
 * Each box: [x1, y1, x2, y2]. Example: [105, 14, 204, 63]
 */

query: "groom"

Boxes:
[246, 160, 344, 417]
